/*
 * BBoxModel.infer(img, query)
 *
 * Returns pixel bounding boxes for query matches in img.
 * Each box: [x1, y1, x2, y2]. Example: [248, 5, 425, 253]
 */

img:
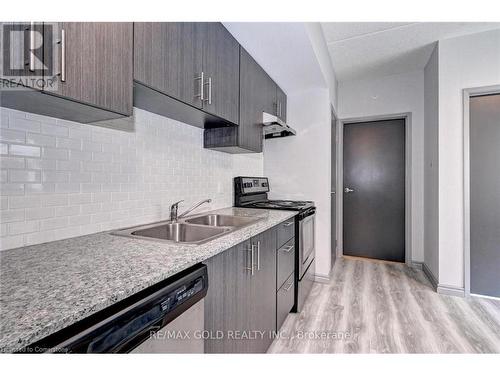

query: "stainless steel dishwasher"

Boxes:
[30, 264, 208, 353]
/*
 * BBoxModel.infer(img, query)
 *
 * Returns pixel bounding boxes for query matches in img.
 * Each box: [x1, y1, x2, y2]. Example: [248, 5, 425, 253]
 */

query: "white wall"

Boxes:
[0, 107, 263, 251]
[437, 29, 500, 288]
[423, 44, 440, 280]
[305, 23, 339, 109]
[338, 70, 425, 262]
[264, 88, 332, 277]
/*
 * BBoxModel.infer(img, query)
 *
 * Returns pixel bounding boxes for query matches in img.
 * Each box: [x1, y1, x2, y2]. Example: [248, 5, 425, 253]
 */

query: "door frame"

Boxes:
[331, 105, 338, 268]
[337, 112, 412, 265]
[463, 85, 500, 298]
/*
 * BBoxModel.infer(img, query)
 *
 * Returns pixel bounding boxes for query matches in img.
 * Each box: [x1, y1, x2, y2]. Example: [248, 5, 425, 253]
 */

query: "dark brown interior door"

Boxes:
[343, 119, 405, 262]
[470, 93, 500, 298]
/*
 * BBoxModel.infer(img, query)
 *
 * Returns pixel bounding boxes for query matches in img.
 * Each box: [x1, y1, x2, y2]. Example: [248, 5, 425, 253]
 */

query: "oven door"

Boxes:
[298, 212, 315, 279]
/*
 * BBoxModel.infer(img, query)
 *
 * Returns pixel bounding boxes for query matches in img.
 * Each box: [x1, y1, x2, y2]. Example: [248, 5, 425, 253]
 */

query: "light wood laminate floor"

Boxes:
[268, 257, 500, 353]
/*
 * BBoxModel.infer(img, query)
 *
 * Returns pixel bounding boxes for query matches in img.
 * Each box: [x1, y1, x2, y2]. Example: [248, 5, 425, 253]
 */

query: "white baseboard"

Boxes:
[422, 263, 438, 291]
[470, 293, 500, 301]
[437, 284, 465, 297]
[409, 261, 423, 270]
[314, 274, 330, 284]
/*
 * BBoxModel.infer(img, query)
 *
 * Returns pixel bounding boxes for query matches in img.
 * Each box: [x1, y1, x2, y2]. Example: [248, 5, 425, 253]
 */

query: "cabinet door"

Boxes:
[248, 228, 277, 352]
[204, 239, 253, 353]
[134, 22, 203, 109]
[47, 23, 133, 116]
[276, 85, 287, 122]
[0, 22, 44, 89]
[201, 23, 240, 124]
[239, 47, 266, 152]
[262, 72, 277, 117]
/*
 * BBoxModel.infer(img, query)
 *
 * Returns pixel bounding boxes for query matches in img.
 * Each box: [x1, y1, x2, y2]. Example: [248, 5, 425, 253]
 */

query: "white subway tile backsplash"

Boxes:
[41, 194, 69, 207]
[8, 195, 41, 209]
[41, 123, 68, 137]
[9, 117, 41, 133]
[56, 160, 81, 171]
[56, 137, 82, 150]
[55, 205, 80, 217]
[25, 230, 55, 246]
[69, 172, 91, 183]
[0, 235, 25, 250]
[42, 171, 69, 183]
[1, 209, 25, 223]
[9, 170, 41, 183]
[40, 217, 68, 231]
[69, 215, 91, 226]
[26, 207, 55, 220]
[26, 158, 57, 170]
[81, 183, 102, 193]
[9, 144, 40, 158]
[68, 127, 91, 140]
[0, 156, 25, 169]
[26, 133, 56, 147]
[8, 220, 39, 235]
[1, 183, 24, 196]
[42, 147, 69, 160]
[0, 107, 263, 250]
[0, 197, 8, 210]
[68, 193, 92, 205]
[25, 183, 55, 194]
[0, 129, 26, 143]
[55, 183, 80, 193]
[70, 149, 92, 161]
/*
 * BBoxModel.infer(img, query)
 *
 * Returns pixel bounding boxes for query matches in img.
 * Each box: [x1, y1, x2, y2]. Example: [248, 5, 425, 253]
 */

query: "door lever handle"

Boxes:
[344, 187, 354, 193]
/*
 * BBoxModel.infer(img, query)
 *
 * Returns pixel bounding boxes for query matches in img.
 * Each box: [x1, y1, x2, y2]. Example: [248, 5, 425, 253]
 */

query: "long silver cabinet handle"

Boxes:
[283, 221, 294, 227]
[60, 29, 66, 82]
[281, 245, 294, 253]
[204, 77, 212, 105]
[245, 245, 254, 275]
[195, 72, 204, 101]
[256, 241, 260, 271]
[29, 22, 35, 72]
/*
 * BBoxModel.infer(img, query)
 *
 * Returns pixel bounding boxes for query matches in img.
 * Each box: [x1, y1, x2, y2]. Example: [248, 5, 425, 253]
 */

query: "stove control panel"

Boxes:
[235, 177, 270, 195]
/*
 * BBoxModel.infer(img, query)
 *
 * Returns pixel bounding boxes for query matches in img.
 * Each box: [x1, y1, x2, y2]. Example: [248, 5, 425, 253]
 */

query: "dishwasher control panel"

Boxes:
[160, 276, 204, 313]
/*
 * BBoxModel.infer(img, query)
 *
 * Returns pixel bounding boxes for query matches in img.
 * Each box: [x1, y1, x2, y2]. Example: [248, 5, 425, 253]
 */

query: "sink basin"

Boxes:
[112, 213, 263, 245]
[185, 214, 261, 228]
[123, 222, 229, 244]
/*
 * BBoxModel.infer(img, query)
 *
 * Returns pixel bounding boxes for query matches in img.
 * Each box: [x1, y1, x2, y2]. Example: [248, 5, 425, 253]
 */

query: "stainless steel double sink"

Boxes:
[112, 214, 263, 245]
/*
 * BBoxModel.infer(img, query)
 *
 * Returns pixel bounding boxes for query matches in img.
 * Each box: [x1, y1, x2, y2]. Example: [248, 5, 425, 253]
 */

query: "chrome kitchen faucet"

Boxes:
[170, 199, 212, 222]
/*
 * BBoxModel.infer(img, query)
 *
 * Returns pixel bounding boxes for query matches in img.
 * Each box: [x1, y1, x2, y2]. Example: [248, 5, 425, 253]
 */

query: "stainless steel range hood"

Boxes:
[262, 112, 296, 139]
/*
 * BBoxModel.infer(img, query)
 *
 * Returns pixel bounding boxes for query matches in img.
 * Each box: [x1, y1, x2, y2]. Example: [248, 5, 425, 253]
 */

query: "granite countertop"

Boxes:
[0, 207, 296, 352]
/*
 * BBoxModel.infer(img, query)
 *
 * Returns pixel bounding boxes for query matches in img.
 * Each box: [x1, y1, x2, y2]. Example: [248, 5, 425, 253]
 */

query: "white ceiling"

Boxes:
[321, 22, 500, 82]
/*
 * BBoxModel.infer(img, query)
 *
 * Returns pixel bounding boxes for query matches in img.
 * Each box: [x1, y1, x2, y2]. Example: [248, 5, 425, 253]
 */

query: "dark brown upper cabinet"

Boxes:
[1, 22, 133, 124]
[204, 47, 266, 153]
[47, 23, 133, 117]
[276, 85, 287, 122]
[133, 22, 239, 127]
[133, 22, 203, 109]
[204, 46, 288, 154]
[201, 23, 240, 125]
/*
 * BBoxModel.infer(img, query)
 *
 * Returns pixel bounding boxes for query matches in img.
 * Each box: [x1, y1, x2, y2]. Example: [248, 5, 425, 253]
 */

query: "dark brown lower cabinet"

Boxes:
[204, 227, 278, 353]
[204, 239, 252, 353]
